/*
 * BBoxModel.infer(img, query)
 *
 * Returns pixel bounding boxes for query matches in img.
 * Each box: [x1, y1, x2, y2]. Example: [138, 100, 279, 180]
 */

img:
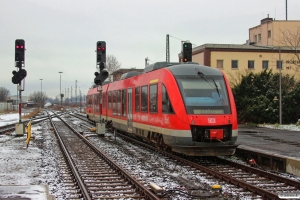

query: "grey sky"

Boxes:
[1, 0, 299, 99]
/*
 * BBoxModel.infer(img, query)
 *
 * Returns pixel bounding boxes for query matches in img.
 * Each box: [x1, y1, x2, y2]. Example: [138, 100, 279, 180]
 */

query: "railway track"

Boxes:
[56, 112, 300, 199]
[50, 113, 159, 199]
[112, 130, 300, 199]
[0, 110, 63, 134]
[0, 116, 47, 134]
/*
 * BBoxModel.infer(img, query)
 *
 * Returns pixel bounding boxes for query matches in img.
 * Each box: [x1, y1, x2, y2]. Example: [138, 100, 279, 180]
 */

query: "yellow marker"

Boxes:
[211, 184, 222, 191]
[26, 121, 32, 148]
[150, 79, 158, 83]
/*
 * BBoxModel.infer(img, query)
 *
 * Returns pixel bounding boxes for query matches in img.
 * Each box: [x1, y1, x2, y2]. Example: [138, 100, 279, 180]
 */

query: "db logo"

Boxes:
[208, 118, 216, 123]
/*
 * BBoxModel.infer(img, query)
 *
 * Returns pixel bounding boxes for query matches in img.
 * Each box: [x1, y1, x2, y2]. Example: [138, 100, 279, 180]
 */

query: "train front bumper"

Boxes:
[171, 144, 239, 156]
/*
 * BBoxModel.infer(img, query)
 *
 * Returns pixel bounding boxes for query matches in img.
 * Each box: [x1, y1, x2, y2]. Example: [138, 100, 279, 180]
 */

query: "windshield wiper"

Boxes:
[211, 78, 220, 97]
[195, 68, 220, 97]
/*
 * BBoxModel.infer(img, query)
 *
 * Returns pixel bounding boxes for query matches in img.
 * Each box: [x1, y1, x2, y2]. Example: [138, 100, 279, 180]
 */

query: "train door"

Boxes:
[127, 88, 133, 133]
[92, 94, 96, 121]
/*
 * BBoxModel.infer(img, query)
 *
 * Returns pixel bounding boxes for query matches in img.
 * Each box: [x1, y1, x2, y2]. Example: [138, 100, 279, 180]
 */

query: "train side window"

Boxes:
[122, 89, 127, 117]
[135, 87, 140, 112]
[87, 95, 92, 107]
[108, 91, 111, 109]
[117, 90, 121, 116]
[95, 94, 100, 112]
[150, 84, 158, 113]
[113, 90, 117, 115]
[141, 85, 148, 112]
[102, 92, 106, 109]
[162, 84, 174, 114]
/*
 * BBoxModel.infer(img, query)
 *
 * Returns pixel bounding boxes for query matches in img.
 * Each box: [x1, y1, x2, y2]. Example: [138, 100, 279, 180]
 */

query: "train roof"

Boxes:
[144, 61, 223, 76]
[120, 71, 141, 80]
[167, 63, 223, 76]
[114, 62, 223, 85]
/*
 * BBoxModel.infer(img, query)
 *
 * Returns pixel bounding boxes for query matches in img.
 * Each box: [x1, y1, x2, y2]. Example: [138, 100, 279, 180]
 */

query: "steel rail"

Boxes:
[56, 113, 160, 200]
[117, 131, 295, 200]
[49, 114, 91, 200]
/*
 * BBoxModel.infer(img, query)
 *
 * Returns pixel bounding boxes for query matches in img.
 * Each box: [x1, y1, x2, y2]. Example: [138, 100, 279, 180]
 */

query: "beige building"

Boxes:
[181, 17, 300, 83]
[249, 16, 300, 46]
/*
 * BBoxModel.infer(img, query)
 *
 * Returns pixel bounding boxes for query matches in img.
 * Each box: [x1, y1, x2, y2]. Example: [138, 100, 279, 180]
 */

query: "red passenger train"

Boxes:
[86, 62, 238, 156]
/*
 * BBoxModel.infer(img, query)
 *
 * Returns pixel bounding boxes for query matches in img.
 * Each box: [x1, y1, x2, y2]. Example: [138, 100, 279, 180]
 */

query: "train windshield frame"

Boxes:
[175, 75, 231, 114]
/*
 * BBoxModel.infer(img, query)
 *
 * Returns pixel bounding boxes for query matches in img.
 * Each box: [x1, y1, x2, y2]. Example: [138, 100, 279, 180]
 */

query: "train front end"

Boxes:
[169, 64, 238, 156]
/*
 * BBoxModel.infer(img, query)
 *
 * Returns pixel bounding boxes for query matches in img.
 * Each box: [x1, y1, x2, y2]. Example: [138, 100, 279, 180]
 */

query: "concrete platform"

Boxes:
[0, 185, 55, 200]
[237, 124, 300, 177]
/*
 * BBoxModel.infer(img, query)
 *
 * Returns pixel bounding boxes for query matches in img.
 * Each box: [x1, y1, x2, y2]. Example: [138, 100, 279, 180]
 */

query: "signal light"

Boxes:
[96, 41, 106, 63]
[182, 42, 192, 62]
[19, 68, 27, 79]
[94, 70, 108, 86]
[15, 39, 25, 62]
[11, 69, 27, 84]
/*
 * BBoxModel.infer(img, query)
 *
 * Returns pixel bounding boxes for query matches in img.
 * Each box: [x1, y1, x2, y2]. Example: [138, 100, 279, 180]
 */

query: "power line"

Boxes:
[169, 35, 197, 46]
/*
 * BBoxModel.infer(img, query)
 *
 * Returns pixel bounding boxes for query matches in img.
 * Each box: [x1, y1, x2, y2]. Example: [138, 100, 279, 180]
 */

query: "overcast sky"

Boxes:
[1, 0, 299, 99]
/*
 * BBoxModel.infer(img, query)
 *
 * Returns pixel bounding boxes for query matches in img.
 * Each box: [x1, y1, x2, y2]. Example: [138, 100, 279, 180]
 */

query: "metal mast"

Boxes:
[75, 80, 77, 105]
[166, 34, 170, 62]
[286, 0, 288, 20]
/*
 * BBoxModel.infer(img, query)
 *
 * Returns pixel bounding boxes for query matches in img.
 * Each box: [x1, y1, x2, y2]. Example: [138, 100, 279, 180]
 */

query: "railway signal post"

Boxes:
[94, 41, 108, 136]
[182, 42, 192, 62]
[12, 39, 27, 136]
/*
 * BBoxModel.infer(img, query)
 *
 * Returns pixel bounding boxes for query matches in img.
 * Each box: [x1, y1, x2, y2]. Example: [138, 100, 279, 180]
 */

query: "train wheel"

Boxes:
[114, 129, 117, 141]
[158, 135, 170, 152]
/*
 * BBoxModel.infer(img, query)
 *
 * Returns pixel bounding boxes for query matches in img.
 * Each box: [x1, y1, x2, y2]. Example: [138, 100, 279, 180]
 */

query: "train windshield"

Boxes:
[175, 75, 231, 114]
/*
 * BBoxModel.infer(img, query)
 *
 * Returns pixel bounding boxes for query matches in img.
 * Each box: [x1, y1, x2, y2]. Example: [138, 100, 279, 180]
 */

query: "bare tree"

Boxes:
[104, 54, 121, 82]
[29, 91, 48, 108]
[226, 69, 251, 88]
[0, 87, 10, 102]
[277, 26, 300, 69]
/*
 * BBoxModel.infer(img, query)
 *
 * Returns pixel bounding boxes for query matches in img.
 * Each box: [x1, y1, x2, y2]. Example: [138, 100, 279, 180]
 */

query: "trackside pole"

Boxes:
[15, 63, 25, 136]
[96, 85, 105, 136]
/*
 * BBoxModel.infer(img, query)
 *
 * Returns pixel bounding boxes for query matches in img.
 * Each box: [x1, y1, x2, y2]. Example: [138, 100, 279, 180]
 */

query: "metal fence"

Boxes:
[0, 102, 14, 112]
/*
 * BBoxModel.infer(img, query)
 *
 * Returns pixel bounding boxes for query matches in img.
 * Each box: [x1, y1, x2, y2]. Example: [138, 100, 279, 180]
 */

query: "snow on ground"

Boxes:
[0, 113, 67, 199]
[0, 113, 20, 126]
[258, 123, 300, 131]
[0, 112, 299, 199]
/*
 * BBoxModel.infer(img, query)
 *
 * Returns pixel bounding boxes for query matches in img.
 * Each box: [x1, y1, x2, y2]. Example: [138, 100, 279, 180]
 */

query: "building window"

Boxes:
[254, 35, 257, 42]
[277, 60, 283, 69]
[258, 34, 261, 41]
[248, 60, 254, 69]
[217, 60, 223, 69]
[141, 85, 148, 112]
[150, 84, 158, 113]
[262, 60, 269, 69]
[231, 60, 238, 69]
[268, 30, 271, 38]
